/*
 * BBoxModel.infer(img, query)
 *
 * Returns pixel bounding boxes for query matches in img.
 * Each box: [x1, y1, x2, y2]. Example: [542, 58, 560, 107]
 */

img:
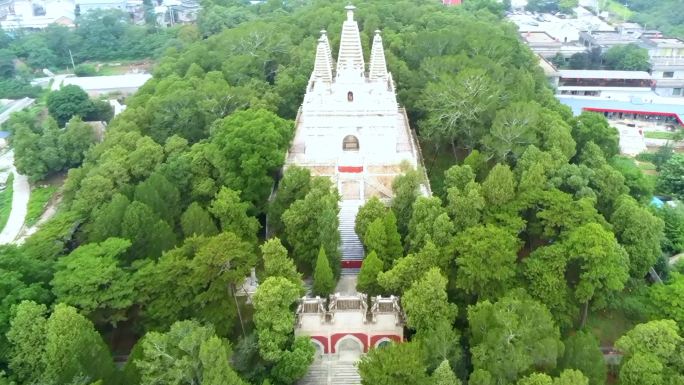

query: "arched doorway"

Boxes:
[347, 91, 354, 102]
[311, 339, 325, 361]
[336, 336, 364, 362]
[342, 135, 359, 151]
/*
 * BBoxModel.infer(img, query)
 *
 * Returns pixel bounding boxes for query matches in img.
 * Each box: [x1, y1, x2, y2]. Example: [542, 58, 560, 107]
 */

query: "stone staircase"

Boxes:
[332, 362, 361, 385]
[298, 358, 361, 385]
[339, 200, 364, 276]
[298, 360, 329, 385]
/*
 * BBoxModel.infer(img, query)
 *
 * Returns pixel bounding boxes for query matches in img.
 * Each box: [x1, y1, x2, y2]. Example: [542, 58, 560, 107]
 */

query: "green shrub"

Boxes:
[74, 64, 97, 77]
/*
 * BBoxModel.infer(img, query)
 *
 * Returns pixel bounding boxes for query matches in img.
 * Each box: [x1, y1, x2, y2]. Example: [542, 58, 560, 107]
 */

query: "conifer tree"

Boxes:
[383, 211, 404, 264]
[357, 251, 383, 296]
[180, 202, 218, 238]
[364, 212, 404, 268]
[261, 237, 302, 289]
[432, 360, 462, 385]
[355, 197, 386, 244]
[313, 247, 335, 297]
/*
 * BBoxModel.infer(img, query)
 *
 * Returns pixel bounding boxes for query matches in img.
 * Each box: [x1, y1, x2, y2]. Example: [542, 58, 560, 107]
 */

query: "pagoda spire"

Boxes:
[320, 30, 334, 72]
[311, 33, 333, 83]
[336, 5, 365, 76]
[368, 30, 389, 81]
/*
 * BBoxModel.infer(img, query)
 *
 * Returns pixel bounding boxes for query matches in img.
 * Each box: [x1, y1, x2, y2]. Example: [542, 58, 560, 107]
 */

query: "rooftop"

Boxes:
[522, 31, 557, 44]
[559, 70, 652, 80]
[647, 38, 684, 48]
[61, 74, 152, 91]
[557, 95, 684, 124]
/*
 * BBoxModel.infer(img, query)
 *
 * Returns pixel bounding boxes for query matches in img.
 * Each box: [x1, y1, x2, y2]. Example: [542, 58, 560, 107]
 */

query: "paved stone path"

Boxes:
[0, 151, 30, 245]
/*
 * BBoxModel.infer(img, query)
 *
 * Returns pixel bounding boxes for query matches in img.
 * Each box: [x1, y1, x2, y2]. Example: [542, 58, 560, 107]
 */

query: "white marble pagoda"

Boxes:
[286, 5, 423, 202]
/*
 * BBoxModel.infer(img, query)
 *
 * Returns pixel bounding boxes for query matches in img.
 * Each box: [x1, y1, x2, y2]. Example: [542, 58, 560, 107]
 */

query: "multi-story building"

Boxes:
[640, 37, 684, 98]
[556, 69, 654, 96]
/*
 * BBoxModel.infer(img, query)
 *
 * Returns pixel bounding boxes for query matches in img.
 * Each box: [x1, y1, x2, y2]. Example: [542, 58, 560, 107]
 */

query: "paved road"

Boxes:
[0, 150, 30, 244]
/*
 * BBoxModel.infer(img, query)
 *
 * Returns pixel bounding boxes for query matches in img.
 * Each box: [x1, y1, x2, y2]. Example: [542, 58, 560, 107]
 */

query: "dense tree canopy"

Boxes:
[0, 1, 675, 385]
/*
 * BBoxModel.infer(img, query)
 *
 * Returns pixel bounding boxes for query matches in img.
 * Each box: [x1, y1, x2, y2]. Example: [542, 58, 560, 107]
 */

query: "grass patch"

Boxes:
[636, 161, 656, 171]
[587, 308, 636, 346]
[599, 0, 633, 21]
[644, 131, 677, 140]
[0, 173, 14, 232]
[25, 185, 57, 227]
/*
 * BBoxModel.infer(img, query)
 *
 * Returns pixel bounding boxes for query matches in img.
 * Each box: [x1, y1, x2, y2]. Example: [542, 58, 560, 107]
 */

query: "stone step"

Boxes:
[341, 268, 361, 275]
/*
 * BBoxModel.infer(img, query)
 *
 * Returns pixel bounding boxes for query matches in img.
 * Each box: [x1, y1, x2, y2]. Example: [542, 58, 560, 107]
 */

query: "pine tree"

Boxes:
[313, 247, 335, 297]
[432, 360, 462, 385]
[357, 251, 383, 296]
[180, 202, 218, 238]
[383, 211, 404, 264]
[88, 193, 130, 242]
[261, 237, 302, 289]
[365, 212, 404, 268]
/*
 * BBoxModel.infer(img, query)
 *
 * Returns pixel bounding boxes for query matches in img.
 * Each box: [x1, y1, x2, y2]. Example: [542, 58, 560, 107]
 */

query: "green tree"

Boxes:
[209, 187, 260, 245]
[136, 320, 246, 385]
[481, 164, 517, 208]
[7, 301, 116, 385]
[88, 193, 130, 242]
[252, 277, 302, 362]
[610, 156, 654, 202]
[604, 44, 651, 71]
[564, 223, 630, 326]
[444, 164, 475, 195]
[482, 102, 538, 162]
[59, 116, 96, 168]
[5, 301, 49, 384]
[180, 202, 219, 238]
[46, 85, 94, 127]
[558, 331, 606, 385]
[657, 153, 684, 199]
[211, 109, 294, 209]
[356, 251, 384, 296]
[134, 172, 181, 226]
[312, 247, 335, 297]
[649, 273, 684, 329]
[261, 237, 301, 288]
[447, 181, 485, 232]
[610, 195, 664, 277]
[378, 241, 445, 294]
[554, 370, 588, 385]
[402, 268, 457, 333]
[355, 196, 387, 245]
[454, 224, 520, 299]
[0, 48, 15, 78]
[571, 113, 619, 160]
[51, 238, 135, 326]
[432, 359, 462, 385]
[406, 196, 453, 252]
[191, 232, 256, 336]
[616, 320, 684, 385]
[656, 205, 684, 254]
[282, 178, 340, 274]
[121, 201, 176, 260]
[267, 166, 311, 236]
[358, 342, 429, 385]
[468, 290, 563, 385]
[391, 169, 421, 240]
[419, 69, 501, 154]
[364, 211, 404, 268]
[254, 277, 306, 367]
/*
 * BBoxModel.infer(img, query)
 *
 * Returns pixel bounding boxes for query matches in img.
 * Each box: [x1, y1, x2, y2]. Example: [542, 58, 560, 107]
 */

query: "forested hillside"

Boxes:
[1, 1, 682, 385]
[623, 0, 684, 39]
[0, 9, 175, 98]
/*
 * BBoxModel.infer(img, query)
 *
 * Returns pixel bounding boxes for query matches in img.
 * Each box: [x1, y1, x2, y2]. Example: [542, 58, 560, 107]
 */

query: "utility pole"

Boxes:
[68, 49, 76, 70]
